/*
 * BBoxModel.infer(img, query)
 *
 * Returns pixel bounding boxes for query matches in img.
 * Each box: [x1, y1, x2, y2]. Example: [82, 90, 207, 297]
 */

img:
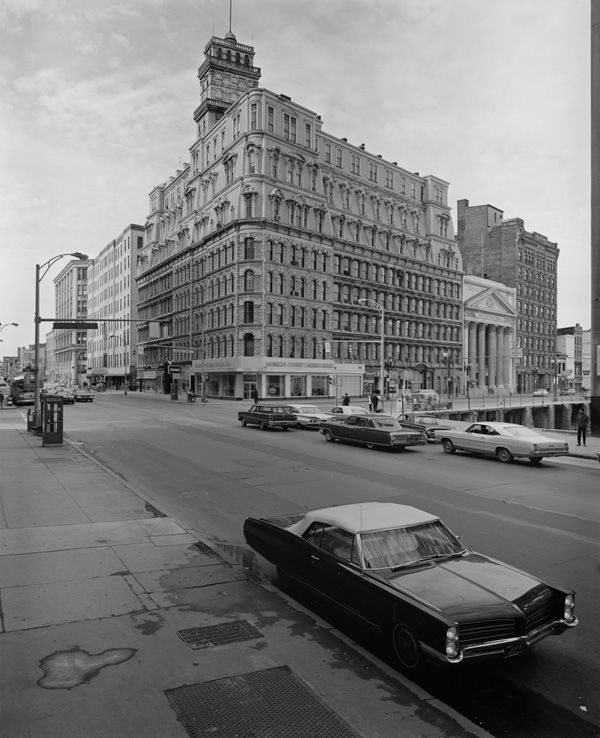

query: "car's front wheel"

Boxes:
[260, 421, 268, 431]
[391, 624, 421, 670]
[324, 429, 335, 442]
[442, 439, 455, 454]
[496, 447, 513, 464]
[530, 457, 543, 464]
[365, 442, 376, 449]
[241, 419, 247, 427]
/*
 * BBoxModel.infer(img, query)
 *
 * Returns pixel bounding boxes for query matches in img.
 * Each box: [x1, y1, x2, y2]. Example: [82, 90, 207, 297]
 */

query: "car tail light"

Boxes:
[564, 594, 576, 623]
[445, 626, 460, 659]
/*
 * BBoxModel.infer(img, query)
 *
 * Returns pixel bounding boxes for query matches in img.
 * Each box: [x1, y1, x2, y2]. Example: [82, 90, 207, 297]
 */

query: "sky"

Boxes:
[0, 0, 591, 359]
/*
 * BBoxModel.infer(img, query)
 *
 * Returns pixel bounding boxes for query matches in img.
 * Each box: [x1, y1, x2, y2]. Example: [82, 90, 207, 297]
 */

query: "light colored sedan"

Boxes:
[287, 404, 334, 429]
[328, 405, 369, 416]
[438, 422, 569, 464]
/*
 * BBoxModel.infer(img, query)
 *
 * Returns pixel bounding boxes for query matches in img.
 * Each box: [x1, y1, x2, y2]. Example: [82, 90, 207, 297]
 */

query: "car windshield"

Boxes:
[359, 520, 465, 570]
[297, 407, 320, 414]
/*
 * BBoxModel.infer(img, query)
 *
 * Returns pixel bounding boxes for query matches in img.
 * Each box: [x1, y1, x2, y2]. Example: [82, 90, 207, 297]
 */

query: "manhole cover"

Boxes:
[165, 665, 359, 738]
[178, 620, 262, 649]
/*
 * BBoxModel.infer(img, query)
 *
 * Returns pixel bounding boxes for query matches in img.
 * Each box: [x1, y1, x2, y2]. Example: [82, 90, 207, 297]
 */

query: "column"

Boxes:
[487, 325, 496, 391]
[503, 328, 512, 392]
[468, 322, 477, 384]
[477, 323, 486, 390]
[495, 326, 504, 389]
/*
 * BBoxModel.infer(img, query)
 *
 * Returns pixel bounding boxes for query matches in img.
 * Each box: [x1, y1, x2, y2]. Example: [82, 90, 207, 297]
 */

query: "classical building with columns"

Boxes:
[457, 199, 559, 394]
[463, 275, 516, 395]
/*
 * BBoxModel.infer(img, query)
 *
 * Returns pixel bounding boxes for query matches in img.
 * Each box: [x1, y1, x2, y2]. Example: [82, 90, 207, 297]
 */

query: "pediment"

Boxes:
[465, 288, 515, 316]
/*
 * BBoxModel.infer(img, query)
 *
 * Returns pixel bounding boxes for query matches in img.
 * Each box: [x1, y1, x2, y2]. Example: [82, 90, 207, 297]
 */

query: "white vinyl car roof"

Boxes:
[290, 502, 437, 535]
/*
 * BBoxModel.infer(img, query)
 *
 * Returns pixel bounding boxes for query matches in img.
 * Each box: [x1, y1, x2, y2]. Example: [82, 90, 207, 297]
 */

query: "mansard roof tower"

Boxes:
[193, 29, 261, 138]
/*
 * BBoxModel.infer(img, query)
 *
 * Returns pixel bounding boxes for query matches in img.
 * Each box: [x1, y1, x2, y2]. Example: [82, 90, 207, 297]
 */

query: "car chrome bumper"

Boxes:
[422, 616, 578, 664]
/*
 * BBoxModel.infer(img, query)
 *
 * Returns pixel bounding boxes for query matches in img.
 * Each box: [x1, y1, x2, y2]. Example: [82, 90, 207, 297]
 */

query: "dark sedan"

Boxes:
[243, 502, 578, 670]
[320, 414, 426, 450]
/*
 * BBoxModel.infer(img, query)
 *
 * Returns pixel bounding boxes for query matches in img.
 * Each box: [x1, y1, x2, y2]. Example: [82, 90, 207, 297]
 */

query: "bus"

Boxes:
[10, 374, 36, 406]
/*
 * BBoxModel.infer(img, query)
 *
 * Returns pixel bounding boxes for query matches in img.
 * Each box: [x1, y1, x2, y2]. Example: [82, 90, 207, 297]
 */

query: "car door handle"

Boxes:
[310, 555, 320, 563]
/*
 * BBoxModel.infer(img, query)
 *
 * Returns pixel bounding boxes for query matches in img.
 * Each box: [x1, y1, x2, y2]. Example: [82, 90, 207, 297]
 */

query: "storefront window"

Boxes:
[290, 375, 306, 397]
[223, 374, 235, 396]
[267, 375, 283, 397]
[311, 375, 328, 396]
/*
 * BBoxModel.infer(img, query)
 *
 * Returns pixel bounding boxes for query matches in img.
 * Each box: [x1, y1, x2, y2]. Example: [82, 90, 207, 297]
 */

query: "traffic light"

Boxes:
[347, 342, 353, 359]
[328, 376, 333, 385]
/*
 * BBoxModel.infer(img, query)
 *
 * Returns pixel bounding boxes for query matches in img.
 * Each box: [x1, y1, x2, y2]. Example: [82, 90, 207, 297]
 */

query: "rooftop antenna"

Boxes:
[229, 0, 232, 33]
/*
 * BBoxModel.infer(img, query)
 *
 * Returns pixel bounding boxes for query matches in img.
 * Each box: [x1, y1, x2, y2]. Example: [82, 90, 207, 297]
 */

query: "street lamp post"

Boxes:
[358, 298, 384, 413]
[464, 362, 471, 412]
[33, 252, 87, 427]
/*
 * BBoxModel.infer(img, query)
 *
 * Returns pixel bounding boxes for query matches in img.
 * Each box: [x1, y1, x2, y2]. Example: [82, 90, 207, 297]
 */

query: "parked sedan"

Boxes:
[328, 405, 370, 417]
[438, 422, 569, 464]
[533, 389, 549, 397]
[51, 387, 75, 404]
[73, 387, 94, 402]
[397, 415, 457, 442]
[237, 404, 298, 430]
[320, 414, 426, 450]
[243, 502, 577, 670]
[287, 404, 333, 429]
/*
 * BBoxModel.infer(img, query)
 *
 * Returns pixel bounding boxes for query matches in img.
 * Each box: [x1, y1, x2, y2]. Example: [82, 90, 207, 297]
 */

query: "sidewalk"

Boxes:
[0, 427, 491, 738]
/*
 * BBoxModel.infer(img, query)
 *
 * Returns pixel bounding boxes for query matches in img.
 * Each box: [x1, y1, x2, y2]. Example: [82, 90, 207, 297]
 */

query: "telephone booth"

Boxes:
[42, 395, 64, 447]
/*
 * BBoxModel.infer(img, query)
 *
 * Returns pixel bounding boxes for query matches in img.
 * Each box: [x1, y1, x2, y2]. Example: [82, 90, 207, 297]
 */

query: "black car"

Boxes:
[237, 404, 298, 430]
[244, 502, 577, 670]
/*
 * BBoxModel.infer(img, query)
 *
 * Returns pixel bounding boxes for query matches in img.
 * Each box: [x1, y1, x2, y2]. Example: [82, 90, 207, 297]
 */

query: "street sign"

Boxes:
[169, 365, 180, 375]
[53, 322, 98, 330]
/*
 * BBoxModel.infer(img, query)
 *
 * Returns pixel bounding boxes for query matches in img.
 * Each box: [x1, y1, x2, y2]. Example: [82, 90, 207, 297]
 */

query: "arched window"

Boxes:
[244, 269, 254, 291]
[244, 54, 250, 66]
[243, 301, 254, 323]
[243, 333, 254, 356]
[244, 237, 255, 259]
[217, 48, 222, 59]
[235, 52, 240, 64]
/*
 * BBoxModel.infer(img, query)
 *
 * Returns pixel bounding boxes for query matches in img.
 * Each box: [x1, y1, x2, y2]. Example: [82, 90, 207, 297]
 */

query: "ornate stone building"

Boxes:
[463, 275, 517, 396]
[136, 29, 462, 400]
[457, 199, 559, 393]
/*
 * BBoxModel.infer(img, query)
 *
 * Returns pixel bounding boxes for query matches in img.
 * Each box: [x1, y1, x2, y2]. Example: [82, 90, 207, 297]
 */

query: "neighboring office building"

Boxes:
[456, 200, 559, 394]
[556, 324, 583, 391]
[87, 224, 145, 390]
[1, 356, 19, 380]
[44, 331, 57, 386]
[53, 259, 91, 386]
[582, 328, 591, 390]
[463, 275, 517, 396]
[136, 28, 462, 400]
[17, 345, 38, 374]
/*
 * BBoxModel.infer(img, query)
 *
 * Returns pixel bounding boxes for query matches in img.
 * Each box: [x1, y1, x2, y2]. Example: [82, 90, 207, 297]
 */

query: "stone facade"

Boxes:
[456, 199, 559, 393]
[136, 29, 462, 400]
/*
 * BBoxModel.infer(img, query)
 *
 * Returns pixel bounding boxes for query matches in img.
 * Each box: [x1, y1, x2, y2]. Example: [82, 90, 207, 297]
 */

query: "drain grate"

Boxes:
[178, 619, 262, 650]
[165, 665, 359, 738]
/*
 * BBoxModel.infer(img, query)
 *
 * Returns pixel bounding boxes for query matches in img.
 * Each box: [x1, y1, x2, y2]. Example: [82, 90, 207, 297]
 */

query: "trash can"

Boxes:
[42, 395, 64, 447]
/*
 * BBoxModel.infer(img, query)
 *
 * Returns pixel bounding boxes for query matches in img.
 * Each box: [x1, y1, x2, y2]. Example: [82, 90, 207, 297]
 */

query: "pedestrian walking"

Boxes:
[371, 392, 379, 413]
[0, 392, 4, 410]
[342, 393, 350, 406]
[576, 407, 589, 446]
[251, 386, 259, 403]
